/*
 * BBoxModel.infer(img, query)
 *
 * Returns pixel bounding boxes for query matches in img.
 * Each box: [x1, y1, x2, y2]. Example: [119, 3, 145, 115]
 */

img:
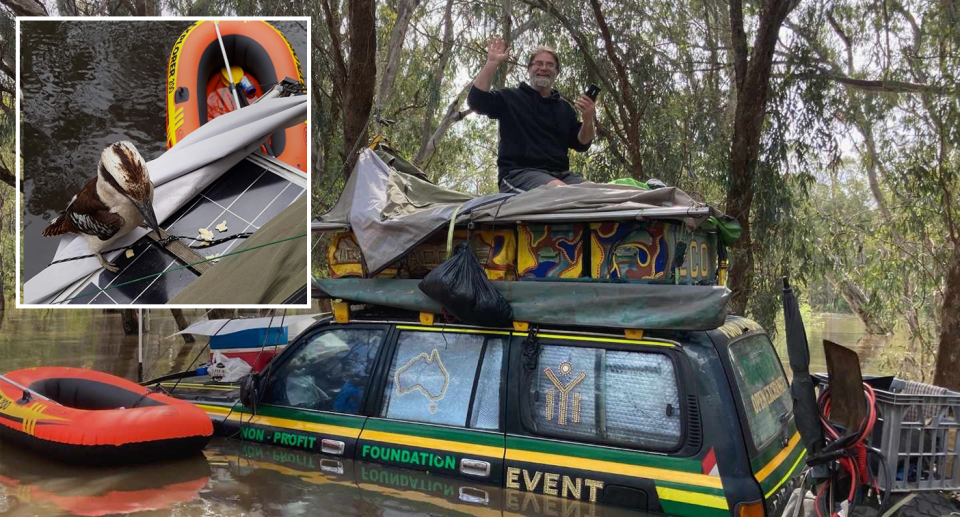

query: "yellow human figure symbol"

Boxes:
[544, 364, 586, 426]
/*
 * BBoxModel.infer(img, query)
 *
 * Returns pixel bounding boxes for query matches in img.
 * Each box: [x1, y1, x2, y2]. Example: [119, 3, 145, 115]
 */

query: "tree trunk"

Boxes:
[342, 0, 377, 176]
[0, 269, 5, 331]
[378, 0, 421, 107]
[934, 245, 960, 390]
[320, 0, 347, 177]
[0, 165, 15, 190]
[170, 309, 195, 343]
[414, 81, 473, 167]
[209, 309, 236, 320]
[826, 273, 889, 335]
[495, 0, 513, 90]
[725, 0, 799, 315]
[0, 0, 47, 16]
[414, 0, 456, 167]
[135, 0, 158, 15]
[119, 309, 149, 335]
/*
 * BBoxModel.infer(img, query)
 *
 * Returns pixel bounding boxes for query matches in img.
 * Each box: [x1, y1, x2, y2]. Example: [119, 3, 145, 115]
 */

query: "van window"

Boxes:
[381, 331, 504, 429]
[262, 328, 385, 414]
[524, 344, 682, 450]
[728, 334, 793, 449]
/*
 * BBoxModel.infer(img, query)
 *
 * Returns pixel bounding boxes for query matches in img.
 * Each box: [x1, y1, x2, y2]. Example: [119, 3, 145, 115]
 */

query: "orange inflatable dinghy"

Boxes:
[165, 20, 306, 171]
[0, 367, 212, 465]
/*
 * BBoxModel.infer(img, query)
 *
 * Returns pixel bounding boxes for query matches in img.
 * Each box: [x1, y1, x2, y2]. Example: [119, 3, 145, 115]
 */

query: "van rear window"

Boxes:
[728, 334, 793, 449]
[524, 344, 682, 450]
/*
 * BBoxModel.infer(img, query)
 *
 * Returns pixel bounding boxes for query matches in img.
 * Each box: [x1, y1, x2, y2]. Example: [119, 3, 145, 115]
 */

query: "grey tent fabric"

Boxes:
[170, 195, 308, 304]
[316, 149, 725, 276]
[318, 150, 508, 275]
[24, 97, 307, 304]
[313, 278, 730, 330]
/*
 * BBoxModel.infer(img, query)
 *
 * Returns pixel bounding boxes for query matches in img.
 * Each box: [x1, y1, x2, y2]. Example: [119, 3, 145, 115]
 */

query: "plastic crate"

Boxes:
[870, 379, 960, 492]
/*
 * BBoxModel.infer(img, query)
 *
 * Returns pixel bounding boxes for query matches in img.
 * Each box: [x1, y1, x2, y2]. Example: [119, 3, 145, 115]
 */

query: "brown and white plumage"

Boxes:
[43, 141, 160, 273]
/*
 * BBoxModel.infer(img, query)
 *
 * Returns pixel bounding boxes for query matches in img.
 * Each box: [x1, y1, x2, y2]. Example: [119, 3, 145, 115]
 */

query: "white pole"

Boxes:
[138, 308, 143, 382]
[0, 374, 52, 401]
[214, 21, 242, 110]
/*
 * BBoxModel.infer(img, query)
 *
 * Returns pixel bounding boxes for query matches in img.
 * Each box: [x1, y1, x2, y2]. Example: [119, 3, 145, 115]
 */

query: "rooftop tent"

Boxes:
[24, 96, 308, 305]
[312, 150, 738, 330]
[169, 195, 308, 304]
[313, 149, 733, 276]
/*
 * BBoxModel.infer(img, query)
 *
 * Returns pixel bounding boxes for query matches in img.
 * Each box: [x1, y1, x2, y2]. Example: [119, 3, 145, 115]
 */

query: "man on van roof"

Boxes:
[467, 37, 596, 193]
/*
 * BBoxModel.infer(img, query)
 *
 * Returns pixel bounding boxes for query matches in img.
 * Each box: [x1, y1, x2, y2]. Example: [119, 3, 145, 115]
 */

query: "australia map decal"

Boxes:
[395, 349, 450, 414]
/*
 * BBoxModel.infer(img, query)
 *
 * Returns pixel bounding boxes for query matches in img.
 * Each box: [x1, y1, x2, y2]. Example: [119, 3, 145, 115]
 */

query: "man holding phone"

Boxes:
[468, 36, 597, 193]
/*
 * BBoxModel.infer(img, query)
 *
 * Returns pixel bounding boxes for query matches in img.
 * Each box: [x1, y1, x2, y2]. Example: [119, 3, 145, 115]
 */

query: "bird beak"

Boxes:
[134, 200, 162, 238]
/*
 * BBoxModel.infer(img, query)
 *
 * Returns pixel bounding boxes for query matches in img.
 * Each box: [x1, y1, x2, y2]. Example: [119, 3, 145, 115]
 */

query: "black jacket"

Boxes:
[467, 82, 591, 181]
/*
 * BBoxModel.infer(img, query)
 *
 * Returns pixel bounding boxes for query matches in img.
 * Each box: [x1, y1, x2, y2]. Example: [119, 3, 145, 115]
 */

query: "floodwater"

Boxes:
[0, 438, 646, 517]
[771, 312, 917, 380]
[19, 20, 307, 281]
[0, 310, 915, 516]
[0, 309, 209, 379]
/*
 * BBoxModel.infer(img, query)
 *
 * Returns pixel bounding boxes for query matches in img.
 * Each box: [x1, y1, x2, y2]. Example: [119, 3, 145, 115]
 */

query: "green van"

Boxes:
[169, 311, 804, 517]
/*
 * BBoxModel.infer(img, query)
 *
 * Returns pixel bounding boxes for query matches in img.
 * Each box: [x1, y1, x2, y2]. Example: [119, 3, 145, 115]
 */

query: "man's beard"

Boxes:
[529, 73, 555, 90]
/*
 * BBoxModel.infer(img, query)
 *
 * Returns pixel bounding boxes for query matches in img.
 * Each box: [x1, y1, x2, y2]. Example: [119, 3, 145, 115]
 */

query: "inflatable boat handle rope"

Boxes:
[214, 21, 242, 110]
[51, 233, 307, 304]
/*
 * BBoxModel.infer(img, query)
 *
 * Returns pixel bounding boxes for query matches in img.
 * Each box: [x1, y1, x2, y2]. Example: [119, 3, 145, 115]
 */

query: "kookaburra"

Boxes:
[42, 141, 161, 273]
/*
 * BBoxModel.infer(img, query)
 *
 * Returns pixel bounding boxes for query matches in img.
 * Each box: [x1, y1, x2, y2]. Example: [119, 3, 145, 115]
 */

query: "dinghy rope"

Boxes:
[52, 233, 307, 304]
[47, 233, 256, 266]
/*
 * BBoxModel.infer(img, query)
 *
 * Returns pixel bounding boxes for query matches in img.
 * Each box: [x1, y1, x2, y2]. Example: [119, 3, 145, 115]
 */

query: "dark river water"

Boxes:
[0, 309, 916, 516]
[19, 20, 307, 281]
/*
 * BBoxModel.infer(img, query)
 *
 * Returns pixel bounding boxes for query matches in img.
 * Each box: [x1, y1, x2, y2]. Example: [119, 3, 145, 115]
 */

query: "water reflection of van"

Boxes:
[166, 313, 802, 516]
[206, 439, 650, 517]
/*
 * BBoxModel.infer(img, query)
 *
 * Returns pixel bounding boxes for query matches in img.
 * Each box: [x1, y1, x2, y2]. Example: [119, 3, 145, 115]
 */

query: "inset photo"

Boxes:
[18, 18, 310, 307]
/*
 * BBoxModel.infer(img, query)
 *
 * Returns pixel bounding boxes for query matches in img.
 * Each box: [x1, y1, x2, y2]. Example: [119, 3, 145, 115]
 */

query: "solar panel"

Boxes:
[59, 157, 306, 305]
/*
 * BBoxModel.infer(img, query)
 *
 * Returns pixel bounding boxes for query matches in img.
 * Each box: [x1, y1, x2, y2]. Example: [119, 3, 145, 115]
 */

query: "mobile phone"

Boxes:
[585, 83, 601, 101]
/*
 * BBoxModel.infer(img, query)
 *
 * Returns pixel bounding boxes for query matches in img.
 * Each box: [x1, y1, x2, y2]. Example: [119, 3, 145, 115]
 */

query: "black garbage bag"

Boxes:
[418, 243, 513, 327]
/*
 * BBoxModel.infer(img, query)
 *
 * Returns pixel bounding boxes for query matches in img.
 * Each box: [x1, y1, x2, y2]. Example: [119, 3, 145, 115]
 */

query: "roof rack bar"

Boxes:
[312, 206, 715, 233]
[471, 206, 715, 224]
[311, 221, 350, 232]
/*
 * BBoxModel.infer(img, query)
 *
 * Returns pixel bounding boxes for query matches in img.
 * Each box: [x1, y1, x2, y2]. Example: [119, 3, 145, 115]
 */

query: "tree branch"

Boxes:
[0, 0, 47, 16]
[811, 72, 953, 95]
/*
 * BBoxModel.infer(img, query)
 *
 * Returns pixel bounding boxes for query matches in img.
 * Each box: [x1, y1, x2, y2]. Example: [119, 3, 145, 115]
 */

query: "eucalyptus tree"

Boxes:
[0, 6, 13, 189]
[775, 0, 959, 385]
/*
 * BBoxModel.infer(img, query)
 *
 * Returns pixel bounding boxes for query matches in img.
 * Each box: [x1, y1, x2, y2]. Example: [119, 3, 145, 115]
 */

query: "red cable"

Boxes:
[816, 382, 879, 514]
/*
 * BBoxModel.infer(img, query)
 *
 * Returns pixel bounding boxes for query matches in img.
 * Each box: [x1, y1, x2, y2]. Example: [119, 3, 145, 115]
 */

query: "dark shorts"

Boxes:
[499, 168, 587, 193]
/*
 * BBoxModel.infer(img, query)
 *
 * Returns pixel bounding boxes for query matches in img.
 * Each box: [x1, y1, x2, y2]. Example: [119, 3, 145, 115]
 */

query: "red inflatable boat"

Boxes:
[165, 20, 307, 171]
[0, 367, 212, 465]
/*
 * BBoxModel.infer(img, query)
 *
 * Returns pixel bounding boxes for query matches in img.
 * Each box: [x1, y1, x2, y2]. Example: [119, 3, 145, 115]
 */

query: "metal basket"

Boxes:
[869, 379, 960, 492]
